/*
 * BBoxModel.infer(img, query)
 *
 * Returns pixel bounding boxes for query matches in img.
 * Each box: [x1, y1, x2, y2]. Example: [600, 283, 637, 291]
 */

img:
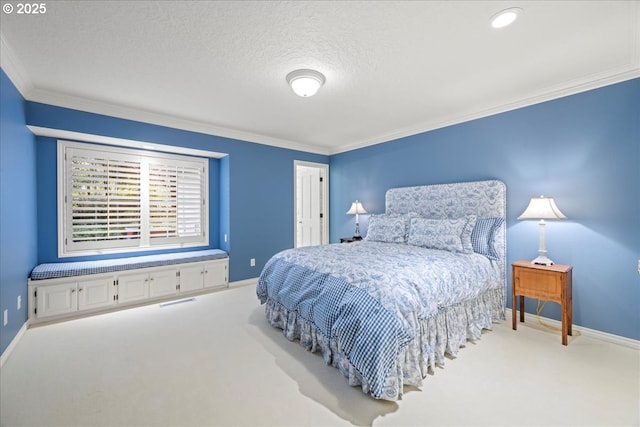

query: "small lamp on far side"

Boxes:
[346, 200, 367, 239]
[517, 195, 566, 265]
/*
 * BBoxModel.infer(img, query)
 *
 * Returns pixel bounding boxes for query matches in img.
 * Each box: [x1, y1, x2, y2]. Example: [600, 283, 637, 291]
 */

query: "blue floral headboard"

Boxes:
[385, 179, 506, 285]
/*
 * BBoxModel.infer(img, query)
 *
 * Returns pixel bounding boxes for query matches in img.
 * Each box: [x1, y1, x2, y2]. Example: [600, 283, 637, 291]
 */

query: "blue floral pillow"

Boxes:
[471, 217, 504, 260]
[365, 213, 417, 243]
[408, 215, 477, 253]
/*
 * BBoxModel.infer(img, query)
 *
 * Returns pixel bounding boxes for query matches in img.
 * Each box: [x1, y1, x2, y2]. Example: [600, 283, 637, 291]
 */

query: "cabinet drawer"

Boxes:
[515, 269, 563, 302]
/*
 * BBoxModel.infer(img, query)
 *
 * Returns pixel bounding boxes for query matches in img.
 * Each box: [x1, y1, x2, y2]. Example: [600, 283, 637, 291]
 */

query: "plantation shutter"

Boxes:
[66, 148, 141, 251]
[177, 166, 204, 237]
[149, 161, 204, 244]
[61, 141, 208, 256]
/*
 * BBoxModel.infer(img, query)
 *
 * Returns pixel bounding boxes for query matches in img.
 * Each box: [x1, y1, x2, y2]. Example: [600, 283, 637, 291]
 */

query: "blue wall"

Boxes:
[25, 102, 328, 281]
[1, 68, 328, 357]
[330, 78, 640, 340]
[2, 64, 638, 358]
[0, 70, 38, 355]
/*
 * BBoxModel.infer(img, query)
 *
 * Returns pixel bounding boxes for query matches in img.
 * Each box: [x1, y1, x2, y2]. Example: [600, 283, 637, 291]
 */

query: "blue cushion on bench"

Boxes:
[30, 249, 228, 280]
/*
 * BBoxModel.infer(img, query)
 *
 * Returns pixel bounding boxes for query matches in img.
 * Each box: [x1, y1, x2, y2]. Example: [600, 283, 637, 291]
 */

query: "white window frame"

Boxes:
[58, 140, 209, 257]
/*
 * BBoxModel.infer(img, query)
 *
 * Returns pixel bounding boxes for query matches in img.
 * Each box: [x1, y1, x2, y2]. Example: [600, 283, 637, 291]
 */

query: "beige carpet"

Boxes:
[1, 284, 638, 426]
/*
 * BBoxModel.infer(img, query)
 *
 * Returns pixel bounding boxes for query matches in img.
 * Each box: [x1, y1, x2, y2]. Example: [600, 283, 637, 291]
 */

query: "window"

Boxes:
[58, 141, 208, 256]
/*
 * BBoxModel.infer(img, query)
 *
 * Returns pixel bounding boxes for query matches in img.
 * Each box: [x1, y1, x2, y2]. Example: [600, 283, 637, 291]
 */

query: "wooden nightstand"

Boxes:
[512, 260, 573, 345]
[340, 237, 362, 243]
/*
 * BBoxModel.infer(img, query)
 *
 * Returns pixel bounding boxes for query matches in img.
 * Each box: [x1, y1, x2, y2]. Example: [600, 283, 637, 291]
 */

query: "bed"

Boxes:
[256, 180, 506, 400]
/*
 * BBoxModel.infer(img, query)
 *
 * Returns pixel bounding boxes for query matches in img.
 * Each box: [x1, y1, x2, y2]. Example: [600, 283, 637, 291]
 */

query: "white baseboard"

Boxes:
[505, 308, 639, 350]
[0, 322, 28, 368]
[229, 277, 258, 289]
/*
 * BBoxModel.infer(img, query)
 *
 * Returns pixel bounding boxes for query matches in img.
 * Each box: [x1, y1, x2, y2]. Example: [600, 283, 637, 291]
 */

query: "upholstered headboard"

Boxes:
[385, 179, 506, 287]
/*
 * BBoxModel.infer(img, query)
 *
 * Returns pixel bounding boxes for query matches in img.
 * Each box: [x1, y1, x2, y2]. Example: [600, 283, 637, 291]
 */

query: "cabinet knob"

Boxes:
[79, 288, 83, 292]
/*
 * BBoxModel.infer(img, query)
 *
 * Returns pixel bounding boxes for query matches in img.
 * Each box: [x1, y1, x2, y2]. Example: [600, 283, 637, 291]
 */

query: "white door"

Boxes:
[294, 161, 329, 247]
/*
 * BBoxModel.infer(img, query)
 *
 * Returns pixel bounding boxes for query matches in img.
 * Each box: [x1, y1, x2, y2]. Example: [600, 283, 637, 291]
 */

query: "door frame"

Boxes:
[294, 160, 329, 247]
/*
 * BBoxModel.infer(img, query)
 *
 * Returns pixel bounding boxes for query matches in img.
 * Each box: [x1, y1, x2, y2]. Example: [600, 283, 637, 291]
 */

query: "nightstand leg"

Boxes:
[562, 306, 568, 346]
[561, 301, 573, 346]
[568, 301, 573, 336]
[519, 296, 525, 323]
[512, 292, 517, 330]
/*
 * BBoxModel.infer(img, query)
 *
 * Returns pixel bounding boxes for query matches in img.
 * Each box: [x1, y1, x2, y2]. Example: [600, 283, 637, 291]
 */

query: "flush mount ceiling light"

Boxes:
[490, 7, 523, 29]
[286, 69, 326, 97]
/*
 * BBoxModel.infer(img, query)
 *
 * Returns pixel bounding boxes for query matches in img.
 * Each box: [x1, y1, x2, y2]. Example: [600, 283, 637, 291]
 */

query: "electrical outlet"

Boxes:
[3, 309, 7, 327]
[17, 295, 21, 310]
[637, 259, 640, 275]
[224, 234, 228, 242]
[250, 258, 256, 267]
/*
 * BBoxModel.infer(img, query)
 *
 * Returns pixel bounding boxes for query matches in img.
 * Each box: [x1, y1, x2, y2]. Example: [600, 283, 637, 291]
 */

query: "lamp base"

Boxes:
[532, 255, 554, 266]
[353, 222, 361, 239]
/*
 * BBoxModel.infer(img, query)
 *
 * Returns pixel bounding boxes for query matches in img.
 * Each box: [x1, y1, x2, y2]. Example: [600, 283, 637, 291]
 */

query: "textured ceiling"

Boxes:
[1, 1, 639, 154]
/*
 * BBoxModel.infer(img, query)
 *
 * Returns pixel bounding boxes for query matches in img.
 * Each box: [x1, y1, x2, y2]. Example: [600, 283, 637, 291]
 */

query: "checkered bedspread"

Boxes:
[257, 257, 413, 399]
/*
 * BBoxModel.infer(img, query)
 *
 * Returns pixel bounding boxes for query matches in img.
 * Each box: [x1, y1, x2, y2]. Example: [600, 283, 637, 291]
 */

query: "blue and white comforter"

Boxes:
[256, 241, 501, 399]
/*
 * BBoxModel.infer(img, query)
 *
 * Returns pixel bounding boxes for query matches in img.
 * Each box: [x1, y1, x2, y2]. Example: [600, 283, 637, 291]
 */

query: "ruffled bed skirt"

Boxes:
[262, 286, 505, 401]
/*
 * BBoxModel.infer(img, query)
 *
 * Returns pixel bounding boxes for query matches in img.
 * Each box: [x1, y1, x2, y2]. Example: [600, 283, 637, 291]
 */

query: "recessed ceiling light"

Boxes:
[490, 7, 522, 29]
[286, 69, 326, 97]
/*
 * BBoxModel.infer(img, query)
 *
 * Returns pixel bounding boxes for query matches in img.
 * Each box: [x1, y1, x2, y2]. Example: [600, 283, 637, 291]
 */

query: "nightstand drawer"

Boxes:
[515, 269, 563, 302]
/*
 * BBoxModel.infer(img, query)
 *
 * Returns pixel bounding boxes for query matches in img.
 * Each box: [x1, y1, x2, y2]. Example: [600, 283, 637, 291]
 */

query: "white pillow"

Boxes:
[407, 215, 477, 253]
[365, 213, 417, 243]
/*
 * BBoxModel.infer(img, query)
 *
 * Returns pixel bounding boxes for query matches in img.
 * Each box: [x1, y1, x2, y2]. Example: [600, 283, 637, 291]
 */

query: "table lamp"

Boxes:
[346, 200, 367, 239]
[517, 195, 566, 265]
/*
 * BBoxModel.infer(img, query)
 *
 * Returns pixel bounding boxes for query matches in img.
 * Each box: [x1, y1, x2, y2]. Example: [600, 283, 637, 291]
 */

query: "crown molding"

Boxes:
[331, 66, 640, 155]
[0, 33, 33, 96]
[27, 125, 229, 159]
[4, 7, 638, 159]
[24, 87, 332, 156]
[0, 35, 331, 156]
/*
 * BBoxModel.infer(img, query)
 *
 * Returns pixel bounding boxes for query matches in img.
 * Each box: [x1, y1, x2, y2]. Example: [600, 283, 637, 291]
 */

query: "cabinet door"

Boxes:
[203, 260, 228, 289]
[117, 272, 150, 303]
[179, 264, 205, 293]
[149, 268, 178, 298]
[516, 269, 563, 303]
[36, 282, 78, 318]
[78, 276, 117, 311]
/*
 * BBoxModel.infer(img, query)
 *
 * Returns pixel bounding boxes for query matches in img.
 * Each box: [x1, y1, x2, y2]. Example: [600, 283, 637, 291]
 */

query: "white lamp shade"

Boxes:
[346, 200, 367, 215]
[286, 69, 325, 97]
[518, 196, 566, 220]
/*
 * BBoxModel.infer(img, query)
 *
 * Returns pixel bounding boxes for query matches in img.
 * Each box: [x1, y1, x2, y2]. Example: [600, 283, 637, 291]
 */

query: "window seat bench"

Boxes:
[28, 249, 229, 324]
[30, 249, 228, 280]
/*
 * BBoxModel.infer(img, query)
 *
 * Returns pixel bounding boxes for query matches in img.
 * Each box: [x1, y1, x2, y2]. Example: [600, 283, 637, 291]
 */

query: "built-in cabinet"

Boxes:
[179, 260, 228, 293]
[29, 258, 228, 324]
[118, 267, 178, 302]
[35, 275, 117, 318]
